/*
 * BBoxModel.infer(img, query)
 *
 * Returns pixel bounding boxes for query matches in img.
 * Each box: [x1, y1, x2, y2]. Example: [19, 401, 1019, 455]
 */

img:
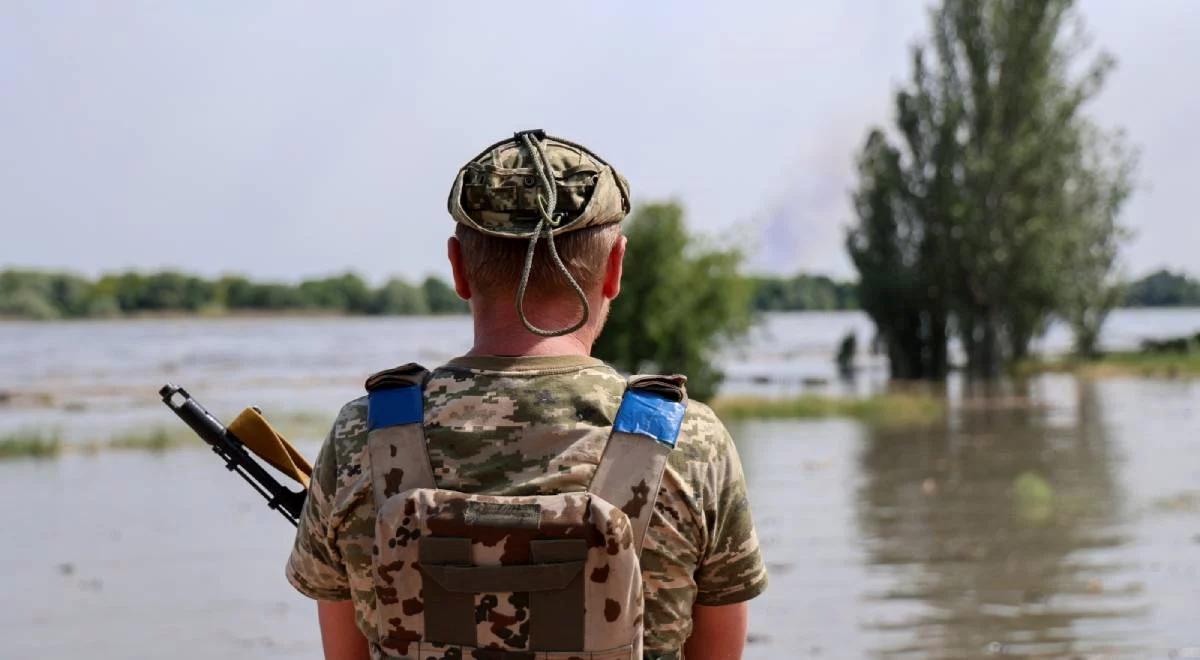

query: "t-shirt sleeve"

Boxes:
[285, 425, 352, 601]
[694, 419, 768, 606]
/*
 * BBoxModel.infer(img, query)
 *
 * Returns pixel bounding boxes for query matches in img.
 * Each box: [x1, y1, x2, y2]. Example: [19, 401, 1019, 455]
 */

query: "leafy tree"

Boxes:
[749, 274, 858, 311]
[298, 273, 374, 312]
[594, 202, 752, 400]
[848, 131, 948, 379]
[422, 276, 467, 314]
[95, 271, 214, 312]
[1056, 128, 1135, 356]
[217, 276, 306, 310]
[0, 286, 61, 319]
[1124, 270, 1200, 307]
[847, 0, 1135, 377]
[372, 278, 429, 315]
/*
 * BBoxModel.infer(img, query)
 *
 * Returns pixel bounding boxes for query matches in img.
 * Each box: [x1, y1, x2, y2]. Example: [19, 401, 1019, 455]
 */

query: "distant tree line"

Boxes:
[1123, 270, 1200, 307]
[746, 271, 1198, 313]
[0, 269, 466, 320]
[748, 274, 858, 311]
[2, 267, 1194, 321]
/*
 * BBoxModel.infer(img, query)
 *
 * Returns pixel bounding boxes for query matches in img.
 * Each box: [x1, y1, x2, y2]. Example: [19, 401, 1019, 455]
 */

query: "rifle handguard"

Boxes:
[228, 408, 313, 489]
[159, 384, 309, 526]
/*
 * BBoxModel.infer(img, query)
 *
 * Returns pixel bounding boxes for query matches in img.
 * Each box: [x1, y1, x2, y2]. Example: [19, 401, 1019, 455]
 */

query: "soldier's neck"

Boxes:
[466, 305, 596, 358]
[468, 333, 592, 358]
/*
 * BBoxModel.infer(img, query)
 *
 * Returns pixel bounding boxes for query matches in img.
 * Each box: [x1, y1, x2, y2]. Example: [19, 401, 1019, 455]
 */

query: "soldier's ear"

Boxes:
[447, 236, 472, 301]
[602, 235, 626, 300]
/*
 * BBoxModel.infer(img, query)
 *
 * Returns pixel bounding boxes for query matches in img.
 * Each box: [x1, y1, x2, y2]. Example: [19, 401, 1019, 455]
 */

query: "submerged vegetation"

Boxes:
[1020, 330, 1200, 378]
[0, 411, 331, 461]
[107, 428, 193, 452]
[1020, 350, 1200, 379]
[0, 430, 63, 459]
[713, 391, 945, 427]
[0, 427, 194, 460]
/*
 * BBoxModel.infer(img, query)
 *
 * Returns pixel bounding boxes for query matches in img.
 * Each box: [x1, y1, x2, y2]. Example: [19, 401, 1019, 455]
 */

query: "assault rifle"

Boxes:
[159, 384, 312, 527]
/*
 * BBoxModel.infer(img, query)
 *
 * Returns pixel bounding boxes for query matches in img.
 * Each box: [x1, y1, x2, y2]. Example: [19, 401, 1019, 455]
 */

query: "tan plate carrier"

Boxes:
[364, 364, 687, 660]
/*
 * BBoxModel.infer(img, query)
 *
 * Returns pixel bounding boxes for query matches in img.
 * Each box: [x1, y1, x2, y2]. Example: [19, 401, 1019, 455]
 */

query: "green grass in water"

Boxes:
[1019, 350, 1200, 378]
[0, 410, 331, 462]
[0, 430, 64, 459]
[107, 427, 194, 451]
[713, 392, 944, 426]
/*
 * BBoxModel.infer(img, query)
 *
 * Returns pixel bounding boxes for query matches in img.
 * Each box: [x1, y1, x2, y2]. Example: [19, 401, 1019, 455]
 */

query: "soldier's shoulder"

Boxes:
[326, 395, 370, 461]
[673, 398, 733, 463]
[307, 394, 370, 499]
[332, 395, 370, 437]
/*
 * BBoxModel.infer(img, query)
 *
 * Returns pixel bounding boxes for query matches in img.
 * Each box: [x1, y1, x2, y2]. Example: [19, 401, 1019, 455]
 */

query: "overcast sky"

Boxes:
[2, 1, 1197, 283]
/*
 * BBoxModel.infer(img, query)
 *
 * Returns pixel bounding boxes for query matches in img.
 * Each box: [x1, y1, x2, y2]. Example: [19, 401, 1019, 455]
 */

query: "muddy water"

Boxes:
[1, 311, 1199, 659]
[740, 375, 1200, 658]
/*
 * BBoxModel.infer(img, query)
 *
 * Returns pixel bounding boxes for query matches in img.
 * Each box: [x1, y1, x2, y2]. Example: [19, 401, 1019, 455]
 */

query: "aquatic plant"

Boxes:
[0, 430, 63, 459]
[713, 392, 944, 427]
[1018, 350, 1200, 378]
[108, 428, 192, 451]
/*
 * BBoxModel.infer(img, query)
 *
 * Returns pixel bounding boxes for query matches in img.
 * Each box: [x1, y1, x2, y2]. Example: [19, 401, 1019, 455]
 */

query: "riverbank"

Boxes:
[1019, 349, 1200, 378]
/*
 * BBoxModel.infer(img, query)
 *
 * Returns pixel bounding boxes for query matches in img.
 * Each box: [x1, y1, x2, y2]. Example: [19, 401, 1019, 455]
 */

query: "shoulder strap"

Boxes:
[366, 363, 435, 508]
[589, 374, 688, 556]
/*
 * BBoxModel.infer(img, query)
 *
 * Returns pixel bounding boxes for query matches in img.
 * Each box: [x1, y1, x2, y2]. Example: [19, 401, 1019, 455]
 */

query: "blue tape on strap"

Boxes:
[613, 389, 686, 448]
[367, 386, 423, 430]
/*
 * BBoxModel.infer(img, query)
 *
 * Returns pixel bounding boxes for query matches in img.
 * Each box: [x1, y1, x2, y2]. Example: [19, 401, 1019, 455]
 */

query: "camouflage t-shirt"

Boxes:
[286, 355, 767, 656]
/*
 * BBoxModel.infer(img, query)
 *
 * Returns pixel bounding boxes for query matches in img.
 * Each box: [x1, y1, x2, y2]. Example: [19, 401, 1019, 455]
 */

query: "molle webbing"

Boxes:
[590, 375, 688, 555]
[365, 364, 434, 508]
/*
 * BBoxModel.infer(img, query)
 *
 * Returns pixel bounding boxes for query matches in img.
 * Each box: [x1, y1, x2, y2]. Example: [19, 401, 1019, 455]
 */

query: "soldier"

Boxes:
[287, 131, 767, 660]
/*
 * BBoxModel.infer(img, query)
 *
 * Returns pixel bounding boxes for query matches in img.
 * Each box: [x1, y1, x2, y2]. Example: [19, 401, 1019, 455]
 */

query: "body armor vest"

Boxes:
[364, 363, 686, 660]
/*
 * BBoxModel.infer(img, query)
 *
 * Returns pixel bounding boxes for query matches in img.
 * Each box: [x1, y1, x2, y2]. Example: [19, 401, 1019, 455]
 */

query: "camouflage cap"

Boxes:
[446, 130, 632, 338]
[447, 130, 631, 239]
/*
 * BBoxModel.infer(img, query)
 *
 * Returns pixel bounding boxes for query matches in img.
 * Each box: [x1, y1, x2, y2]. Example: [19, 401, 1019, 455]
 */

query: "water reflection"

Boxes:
[855, 377, 1148, 658]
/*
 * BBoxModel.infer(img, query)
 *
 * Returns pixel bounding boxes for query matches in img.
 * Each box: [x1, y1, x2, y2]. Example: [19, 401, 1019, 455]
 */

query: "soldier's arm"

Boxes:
[317, 600, 370, 660]
[683, 602, 750, 660]
[686, 410, 767, 655]
[287, 408, 367, 657]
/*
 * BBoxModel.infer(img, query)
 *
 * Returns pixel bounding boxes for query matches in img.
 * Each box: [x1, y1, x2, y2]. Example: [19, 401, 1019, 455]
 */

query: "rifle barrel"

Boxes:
[159, 384, 305, 526]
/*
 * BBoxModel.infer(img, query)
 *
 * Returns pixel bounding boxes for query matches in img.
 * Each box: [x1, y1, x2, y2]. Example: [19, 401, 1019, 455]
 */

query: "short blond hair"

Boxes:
[455, 223, 621, 303]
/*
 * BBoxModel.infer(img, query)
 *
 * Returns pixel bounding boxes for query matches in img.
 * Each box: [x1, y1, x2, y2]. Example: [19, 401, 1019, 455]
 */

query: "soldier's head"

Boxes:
[445, 131, 631, 341]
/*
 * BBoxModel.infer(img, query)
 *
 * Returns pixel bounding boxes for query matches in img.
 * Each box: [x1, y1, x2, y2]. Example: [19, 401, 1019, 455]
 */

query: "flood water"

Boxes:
[2, 311, 1199, 659]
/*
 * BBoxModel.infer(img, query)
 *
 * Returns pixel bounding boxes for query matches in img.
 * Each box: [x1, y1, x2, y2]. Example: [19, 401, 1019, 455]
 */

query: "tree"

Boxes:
[371, 278, 429, 315]
[298, 273, 373, 313]
[422, 276, 467, 314]
[847, 0, 1135, 377]
[748, 274, 857, 311]
[1056, 128, 1135, 356]
[593, 202, 752, 401]
[848, 130, 949, 379]
[1124, 270, 1200, 307]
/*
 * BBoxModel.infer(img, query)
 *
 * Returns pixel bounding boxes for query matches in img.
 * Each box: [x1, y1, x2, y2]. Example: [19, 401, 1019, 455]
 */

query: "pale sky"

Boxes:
[2, 1, 1197, 283]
